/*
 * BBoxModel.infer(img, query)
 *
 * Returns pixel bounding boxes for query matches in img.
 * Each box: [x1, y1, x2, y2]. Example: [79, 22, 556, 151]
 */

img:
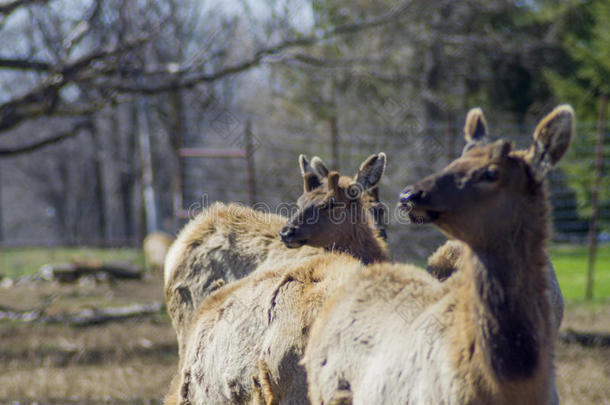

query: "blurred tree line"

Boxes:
[0, 0, 606, 249]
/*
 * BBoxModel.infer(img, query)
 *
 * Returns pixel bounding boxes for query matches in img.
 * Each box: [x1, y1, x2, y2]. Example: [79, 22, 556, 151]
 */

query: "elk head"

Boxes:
[280, 153, 386, 250]
[399, 105, 573, 247]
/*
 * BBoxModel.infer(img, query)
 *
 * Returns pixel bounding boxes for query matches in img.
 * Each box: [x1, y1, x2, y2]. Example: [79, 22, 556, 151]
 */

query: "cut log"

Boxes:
[560, 329, 610, 347]
[40, 260, 143, 282]
[44, 302, 165, 326]
[0, 302, 165, 326]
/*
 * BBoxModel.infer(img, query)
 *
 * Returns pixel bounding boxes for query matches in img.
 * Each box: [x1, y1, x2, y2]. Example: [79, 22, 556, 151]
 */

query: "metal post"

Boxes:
[0, 167, 3, 244]
[245, 121, 257, 205]
[170, 90, 185, 229]
[329, 115, 339, 169]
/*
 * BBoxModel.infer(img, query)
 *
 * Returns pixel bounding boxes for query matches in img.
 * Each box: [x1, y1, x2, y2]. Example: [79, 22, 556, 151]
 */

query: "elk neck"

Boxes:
[456, 187, 552, 382]
[324, 210, 389, 265]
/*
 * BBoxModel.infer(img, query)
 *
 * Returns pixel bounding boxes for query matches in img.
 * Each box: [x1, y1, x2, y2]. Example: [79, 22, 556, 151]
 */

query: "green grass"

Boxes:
[0, 247, 143, 279]
[1, 243, 608, 301]
[549, 242, 610, 301]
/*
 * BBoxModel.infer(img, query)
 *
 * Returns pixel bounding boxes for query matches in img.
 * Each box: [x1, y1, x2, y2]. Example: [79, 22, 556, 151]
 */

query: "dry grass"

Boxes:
[0, 275, 176, 404]
[0, 320, 177, 404]
[0, 273, 608, 404]
[555, 300, 610, 405]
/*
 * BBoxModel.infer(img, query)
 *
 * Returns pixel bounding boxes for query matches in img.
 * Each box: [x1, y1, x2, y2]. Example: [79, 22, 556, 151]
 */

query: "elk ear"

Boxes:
[526, 105, 574, 180]
[462, 108, 489, 154]
[299, 154, 312, 176]
[464, 108, 488, 142]
[355, 152, 386, 191]
[310, 156, 330, 177]
[303, 172, 321, 192]
[491, 140, 513, 160]
[328, 171, 340, 194]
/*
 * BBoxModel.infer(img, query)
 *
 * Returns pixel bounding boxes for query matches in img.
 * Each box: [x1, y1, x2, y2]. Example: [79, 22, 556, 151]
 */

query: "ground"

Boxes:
[0, 244, 608, 404]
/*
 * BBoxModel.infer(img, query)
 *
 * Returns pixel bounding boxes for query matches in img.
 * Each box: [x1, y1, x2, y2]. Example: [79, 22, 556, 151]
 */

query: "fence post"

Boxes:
[170, 90, 185, 229]
[0, 168, 3, 244]
[586, 93, 607, 300]
[245, 121, 257, 205]
[329, 116, 339, 170]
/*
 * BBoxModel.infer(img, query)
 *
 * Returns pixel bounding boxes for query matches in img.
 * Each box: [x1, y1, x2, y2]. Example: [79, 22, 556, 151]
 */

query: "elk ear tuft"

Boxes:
[464, 107, 489, 145]
[526, 105, 574, 181]
[328, 171, 340, 193]
[355, 152, 386, 191]
[311, 156, 330, 177]
[303, 172, 321, 192]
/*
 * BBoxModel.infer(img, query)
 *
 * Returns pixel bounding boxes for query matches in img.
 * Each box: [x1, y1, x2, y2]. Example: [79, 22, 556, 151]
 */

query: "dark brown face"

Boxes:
[280, 174, 368, 248]
[398, 105, 573, 245]
[280, 153, 387, 249]
[399, 141, 530, 243]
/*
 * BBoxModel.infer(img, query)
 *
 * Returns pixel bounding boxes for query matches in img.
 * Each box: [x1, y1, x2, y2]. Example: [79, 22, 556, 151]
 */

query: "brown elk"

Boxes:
[163, 153, 388, 357]
[164, 155, 391, 405]
[304, 105, 573, 404]
[280, 153, 389, 264]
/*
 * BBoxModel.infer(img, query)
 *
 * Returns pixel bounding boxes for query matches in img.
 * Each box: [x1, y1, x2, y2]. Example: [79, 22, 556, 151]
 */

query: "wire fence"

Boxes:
[0, 114, 607, 264]
[178, 116, 608, 262]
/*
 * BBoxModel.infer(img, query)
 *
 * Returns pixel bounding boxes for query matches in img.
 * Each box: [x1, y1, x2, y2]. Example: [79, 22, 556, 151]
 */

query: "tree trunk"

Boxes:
[119, 102, 139, 242]
[586, 93, 607, 300]
[91, 119, 108, 245]
[138, 100, 158, 235]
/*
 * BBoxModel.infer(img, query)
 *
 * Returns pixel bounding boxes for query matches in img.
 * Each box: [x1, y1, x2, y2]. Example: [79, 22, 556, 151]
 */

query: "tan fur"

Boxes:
[143, 231, 174, 275]
[164, 203, 320, 356]
[252, 359, 279, 405]
[426, 240, 466, 281]
[173, 252, 365, 405]
[305, 105, 573, 405]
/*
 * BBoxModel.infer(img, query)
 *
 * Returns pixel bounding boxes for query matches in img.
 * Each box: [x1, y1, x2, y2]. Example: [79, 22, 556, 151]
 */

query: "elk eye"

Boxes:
[482, 168, 500, 182]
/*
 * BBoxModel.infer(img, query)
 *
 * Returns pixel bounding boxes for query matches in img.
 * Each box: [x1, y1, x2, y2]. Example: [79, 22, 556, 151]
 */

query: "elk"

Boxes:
[163, 153, 388, 356]
[165, 160, 390, 405]
[304, 105, 573, 405]
[143, 231, 175, 276]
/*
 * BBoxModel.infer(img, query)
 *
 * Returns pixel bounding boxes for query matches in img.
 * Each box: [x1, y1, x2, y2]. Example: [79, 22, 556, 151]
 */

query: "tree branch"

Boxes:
[0, 0, 50, 16]
[100, 2, 414, 94]
[0, 119, 91, 157]
[0, 57, 52, 71]
[0, 36, 147, 133]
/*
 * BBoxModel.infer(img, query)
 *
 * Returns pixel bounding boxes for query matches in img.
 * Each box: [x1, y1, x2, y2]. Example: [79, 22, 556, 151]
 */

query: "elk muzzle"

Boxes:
[279, 224, 307, 248]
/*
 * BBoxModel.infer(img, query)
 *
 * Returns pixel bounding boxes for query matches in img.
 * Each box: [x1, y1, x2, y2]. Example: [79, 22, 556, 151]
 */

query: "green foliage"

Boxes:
[542, 0, 610, 229]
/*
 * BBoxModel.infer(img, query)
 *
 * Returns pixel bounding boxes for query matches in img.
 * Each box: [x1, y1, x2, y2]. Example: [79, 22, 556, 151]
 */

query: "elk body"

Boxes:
[163, 154, 388, 355]
[304, 106, 573, 405]
[143, 231, 175, 275]
[166, 161, 389, 405]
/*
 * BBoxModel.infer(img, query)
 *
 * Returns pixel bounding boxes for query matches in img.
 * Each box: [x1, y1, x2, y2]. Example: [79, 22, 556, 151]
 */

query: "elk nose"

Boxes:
[279, 226, 296, 241]
[399, 188, 423, 205]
